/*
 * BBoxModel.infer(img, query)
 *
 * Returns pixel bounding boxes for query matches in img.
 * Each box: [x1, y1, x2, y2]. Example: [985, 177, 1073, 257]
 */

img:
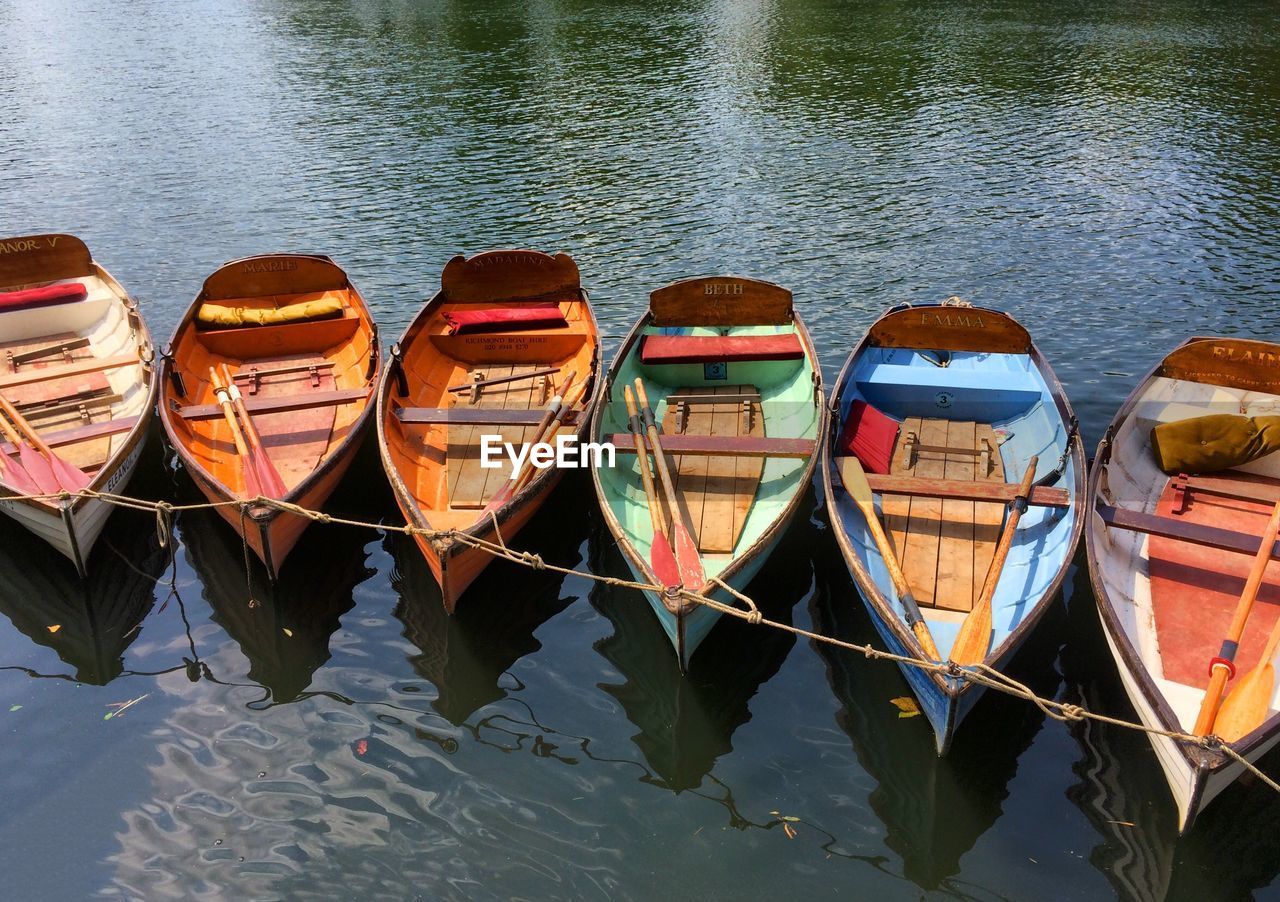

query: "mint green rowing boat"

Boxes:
[589, 276, 826, 669]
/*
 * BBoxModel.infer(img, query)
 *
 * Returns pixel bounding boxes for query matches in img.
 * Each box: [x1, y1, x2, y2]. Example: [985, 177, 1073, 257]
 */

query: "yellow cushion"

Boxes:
[196, 296, 344, 327]
[1151, 414, 1280, 474]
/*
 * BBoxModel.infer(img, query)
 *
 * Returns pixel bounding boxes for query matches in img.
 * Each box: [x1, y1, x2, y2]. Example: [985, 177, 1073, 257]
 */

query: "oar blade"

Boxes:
[1214, 663, 1277, 743]
[18, 443, 60, 495]
[837, 456, 873, 507]
[650, 535, 681, 590]
[50, 455, 92, 493]
[0, 454, 42, 496]
[949, 604, 992, 666]
[671, 523, 705, 593]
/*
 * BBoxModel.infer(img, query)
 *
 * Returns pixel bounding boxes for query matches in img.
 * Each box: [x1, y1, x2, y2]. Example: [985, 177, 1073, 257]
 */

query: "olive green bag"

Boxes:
[1151, 414, 1280, 474]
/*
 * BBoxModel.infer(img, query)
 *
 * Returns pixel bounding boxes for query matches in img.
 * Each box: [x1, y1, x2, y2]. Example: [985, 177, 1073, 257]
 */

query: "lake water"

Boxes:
[3, 0, 1280, 898]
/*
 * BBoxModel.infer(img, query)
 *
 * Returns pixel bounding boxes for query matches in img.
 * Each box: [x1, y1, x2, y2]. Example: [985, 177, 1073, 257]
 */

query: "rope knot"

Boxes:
[520, 551, 545, 570]
[314, 512, 333, 524]
[746, 610, 762, 625]
[154, 501, 175, 548]
[1057, 704, 1085, 721]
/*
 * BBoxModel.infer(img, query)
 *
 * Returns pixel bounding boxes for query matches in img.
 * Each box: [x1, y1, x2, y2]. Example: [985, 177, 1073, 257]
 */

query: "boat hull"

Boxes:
[823, 302, 1084, 751]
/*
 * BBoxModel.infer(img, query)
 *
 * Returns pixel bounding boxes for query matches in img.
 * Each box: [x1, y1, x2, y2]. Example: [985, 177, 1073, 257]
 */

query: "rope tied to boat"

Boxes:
[153, 501, 174, 548]
[8, 485, 1280, 800]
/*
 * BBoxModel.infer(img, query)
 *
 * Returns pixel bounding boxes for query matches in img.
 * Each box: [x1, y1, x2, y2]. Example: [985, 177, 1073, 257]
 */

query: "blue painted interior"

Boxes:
[831, 346, 1078, 669]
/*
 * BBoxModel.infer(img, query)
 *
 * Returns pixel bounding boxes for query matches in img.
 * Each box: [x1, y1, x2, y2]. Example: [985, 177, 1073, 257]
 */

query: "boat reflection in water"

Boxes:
[588, 507, 806, 792]
[811, 545, 1058, 890]
[388, 474, 588, 725]
[179, 506, 372, 703]
[0, 506, 168, 685]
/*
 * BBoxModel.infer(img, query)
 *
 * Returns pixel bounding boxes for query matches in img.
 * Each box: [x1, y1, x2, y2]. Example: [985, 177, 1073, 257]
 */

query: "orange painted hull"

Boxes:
[379, 249, 601, 612]
[159, 253, 381, 578]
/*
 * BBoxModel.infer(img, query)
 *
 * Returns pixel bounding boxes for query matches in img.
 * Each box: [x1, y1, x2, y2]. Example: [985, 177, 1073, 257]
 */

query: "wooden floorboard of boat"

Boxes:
[661, 385, 762, 554]
[888, 417, 1007, 612]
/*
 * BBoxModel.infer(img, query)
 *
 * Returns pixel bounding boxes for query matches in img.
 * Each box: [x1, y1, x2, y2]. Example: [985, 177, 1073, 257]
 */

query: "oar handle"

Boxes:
[0, 395, 48, 453]
[625, 385, 667, 539]
[0, 407, 23, 445]
[975, 456, 1039, 603]
[633, 381, 675, 504]
[1194, 498, 1280, 735]
[508, 381, 588, 497]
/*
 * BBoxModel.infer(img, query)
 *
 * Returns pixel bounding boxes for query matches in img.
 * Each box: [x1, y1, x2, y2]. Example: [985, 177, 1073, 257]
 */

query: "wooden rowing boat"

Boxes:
[0, 233, 157, 575]
[1086, 336, 1280, 831]
[158, 254, 380, 579]
[821, 301, 1084, 752]
[377, 249, 601, 611]
[589, 275, 826, 670]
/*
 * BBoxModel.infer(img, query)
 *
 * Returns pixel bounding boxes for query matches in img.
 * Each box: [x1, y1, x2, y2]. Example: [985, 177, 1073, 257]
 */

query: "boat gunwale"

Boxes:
[1085, 334, 1280, 775]
[157, 253, 382, 521]
[587, 294, 827, 617]
[822, 302, 1086, 699]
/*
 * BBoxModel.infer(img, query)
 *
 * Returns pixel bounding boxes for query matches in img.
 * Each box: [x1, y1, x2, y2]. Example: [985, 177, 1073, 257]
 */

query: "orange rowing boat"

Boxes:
[158, 254, 380, 579]
[377, 250, 601, 611]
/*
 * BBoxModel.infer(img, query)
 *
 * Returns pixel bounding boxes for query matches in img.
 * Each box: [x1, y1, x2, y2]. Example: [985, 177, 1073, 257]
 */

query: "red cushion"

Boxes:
[443, 303, 567, 335]
[639, 333, 804, 365]
[838, 400, 899, 475]
[0, 282, 88, 312]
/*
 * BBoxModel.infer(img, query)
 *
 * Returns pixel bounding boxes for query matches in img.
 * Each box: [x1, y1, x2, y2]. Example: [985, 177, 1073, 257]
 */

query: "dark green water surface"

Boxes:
[3, 1, 1280, 898]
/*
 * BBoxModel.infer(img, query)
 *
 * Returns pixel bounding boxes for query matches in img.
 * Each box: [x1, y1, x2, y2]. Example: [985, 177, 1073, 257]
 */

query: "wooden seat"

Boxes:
[1098, 504, 1280, 558]
[0, 416, 138, 456]
[608, 433, 814, 458]
[398, 406, 581, 427]
[863, 473, 1068, 507]
[173, 387, 369, 421]
[881, 417, 1007, 612]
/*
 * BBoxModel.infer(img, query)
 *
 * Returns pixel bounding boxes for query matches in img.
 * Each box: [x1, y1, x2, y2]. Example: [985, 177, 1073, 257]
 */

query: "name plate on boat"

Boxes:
[0, 236, 63, 254]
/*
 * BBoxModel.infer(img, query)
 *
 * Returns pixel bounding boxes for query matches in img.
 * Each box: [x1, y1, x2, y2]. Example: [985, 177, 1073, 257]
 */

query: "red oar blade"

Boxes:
[649, 534, 681, 589]
[670, 523, 705, 592]
[48, 454, 91, 493]
[17, 443, 60, 495]
[0, 453, 41, 496]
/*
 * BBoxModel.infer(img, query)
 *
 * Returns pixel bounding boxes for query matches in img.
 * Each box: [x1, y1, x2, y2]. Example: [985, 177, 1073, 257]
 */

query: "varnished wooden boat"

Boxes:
[589, 275, 825, 669]
[1087, 336, 1280, 831]
[377, 250, 601, 611]
[0, 233, 157, 575]
[158, 254, 380, 579]
[822, 302, 1085, 752]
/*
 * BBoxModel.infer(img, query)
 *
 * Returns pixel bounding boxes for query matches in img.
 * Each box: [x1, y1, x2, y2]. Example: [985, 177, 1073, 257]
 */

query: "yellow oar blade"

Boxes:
[1214, 663, 1277, 743]
[838, 455, 873, 508]
[948, 606, 992, 667]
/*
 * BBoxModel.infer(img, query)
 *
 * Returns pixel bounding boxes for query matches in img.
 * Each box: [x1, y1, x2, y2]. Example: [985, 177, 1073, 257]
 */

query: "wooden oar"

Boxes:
[0, 412, 47, 495]
[0, 393, 90, 492]
[634, 379, 706, 592]
[625, 384, 681, 589]
[505, 381, 588, 500]
[483, 369, 578, 513]
[1214, 609, 1280, 743]
[949, 455, 1039, 666]
[219, 364, 288, 498]
[1193, 498, 1280, 736]
[837, 456, 940, 660]
[209, 367, 262, 500]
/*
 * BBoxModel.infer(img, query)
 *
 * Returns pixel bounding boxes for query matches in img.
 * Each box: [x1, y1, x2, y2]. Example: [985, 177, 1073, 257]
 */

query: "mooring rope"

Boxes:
[8, 485, 1280, 796]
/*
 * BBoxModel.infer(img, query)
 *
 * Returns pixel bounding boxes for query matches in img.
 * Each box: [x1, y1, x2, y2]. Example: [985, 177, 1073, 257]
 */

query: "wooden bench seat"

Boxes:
[396, 406, 580, 427]
[608, 433, 815, 458]
[0, 415, 139, 456]
[863, 472, 1069, 507]
[173, 387, 369, 421]
[1098, 504, 1280, 558]
[639, 333, 804, 365]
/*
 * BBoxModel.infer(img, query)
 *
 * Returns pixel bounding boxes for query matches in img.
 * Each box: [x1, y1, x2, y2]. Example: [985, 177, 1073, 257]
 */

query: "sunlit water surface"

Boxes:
[2, 0, 1280, 898]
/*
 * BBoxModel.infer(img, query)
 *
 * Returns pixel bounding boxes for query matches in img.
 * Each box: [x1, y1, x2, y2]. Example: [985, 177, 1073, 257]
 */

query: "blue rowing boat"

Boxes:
[821, 300, 1085, 752]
